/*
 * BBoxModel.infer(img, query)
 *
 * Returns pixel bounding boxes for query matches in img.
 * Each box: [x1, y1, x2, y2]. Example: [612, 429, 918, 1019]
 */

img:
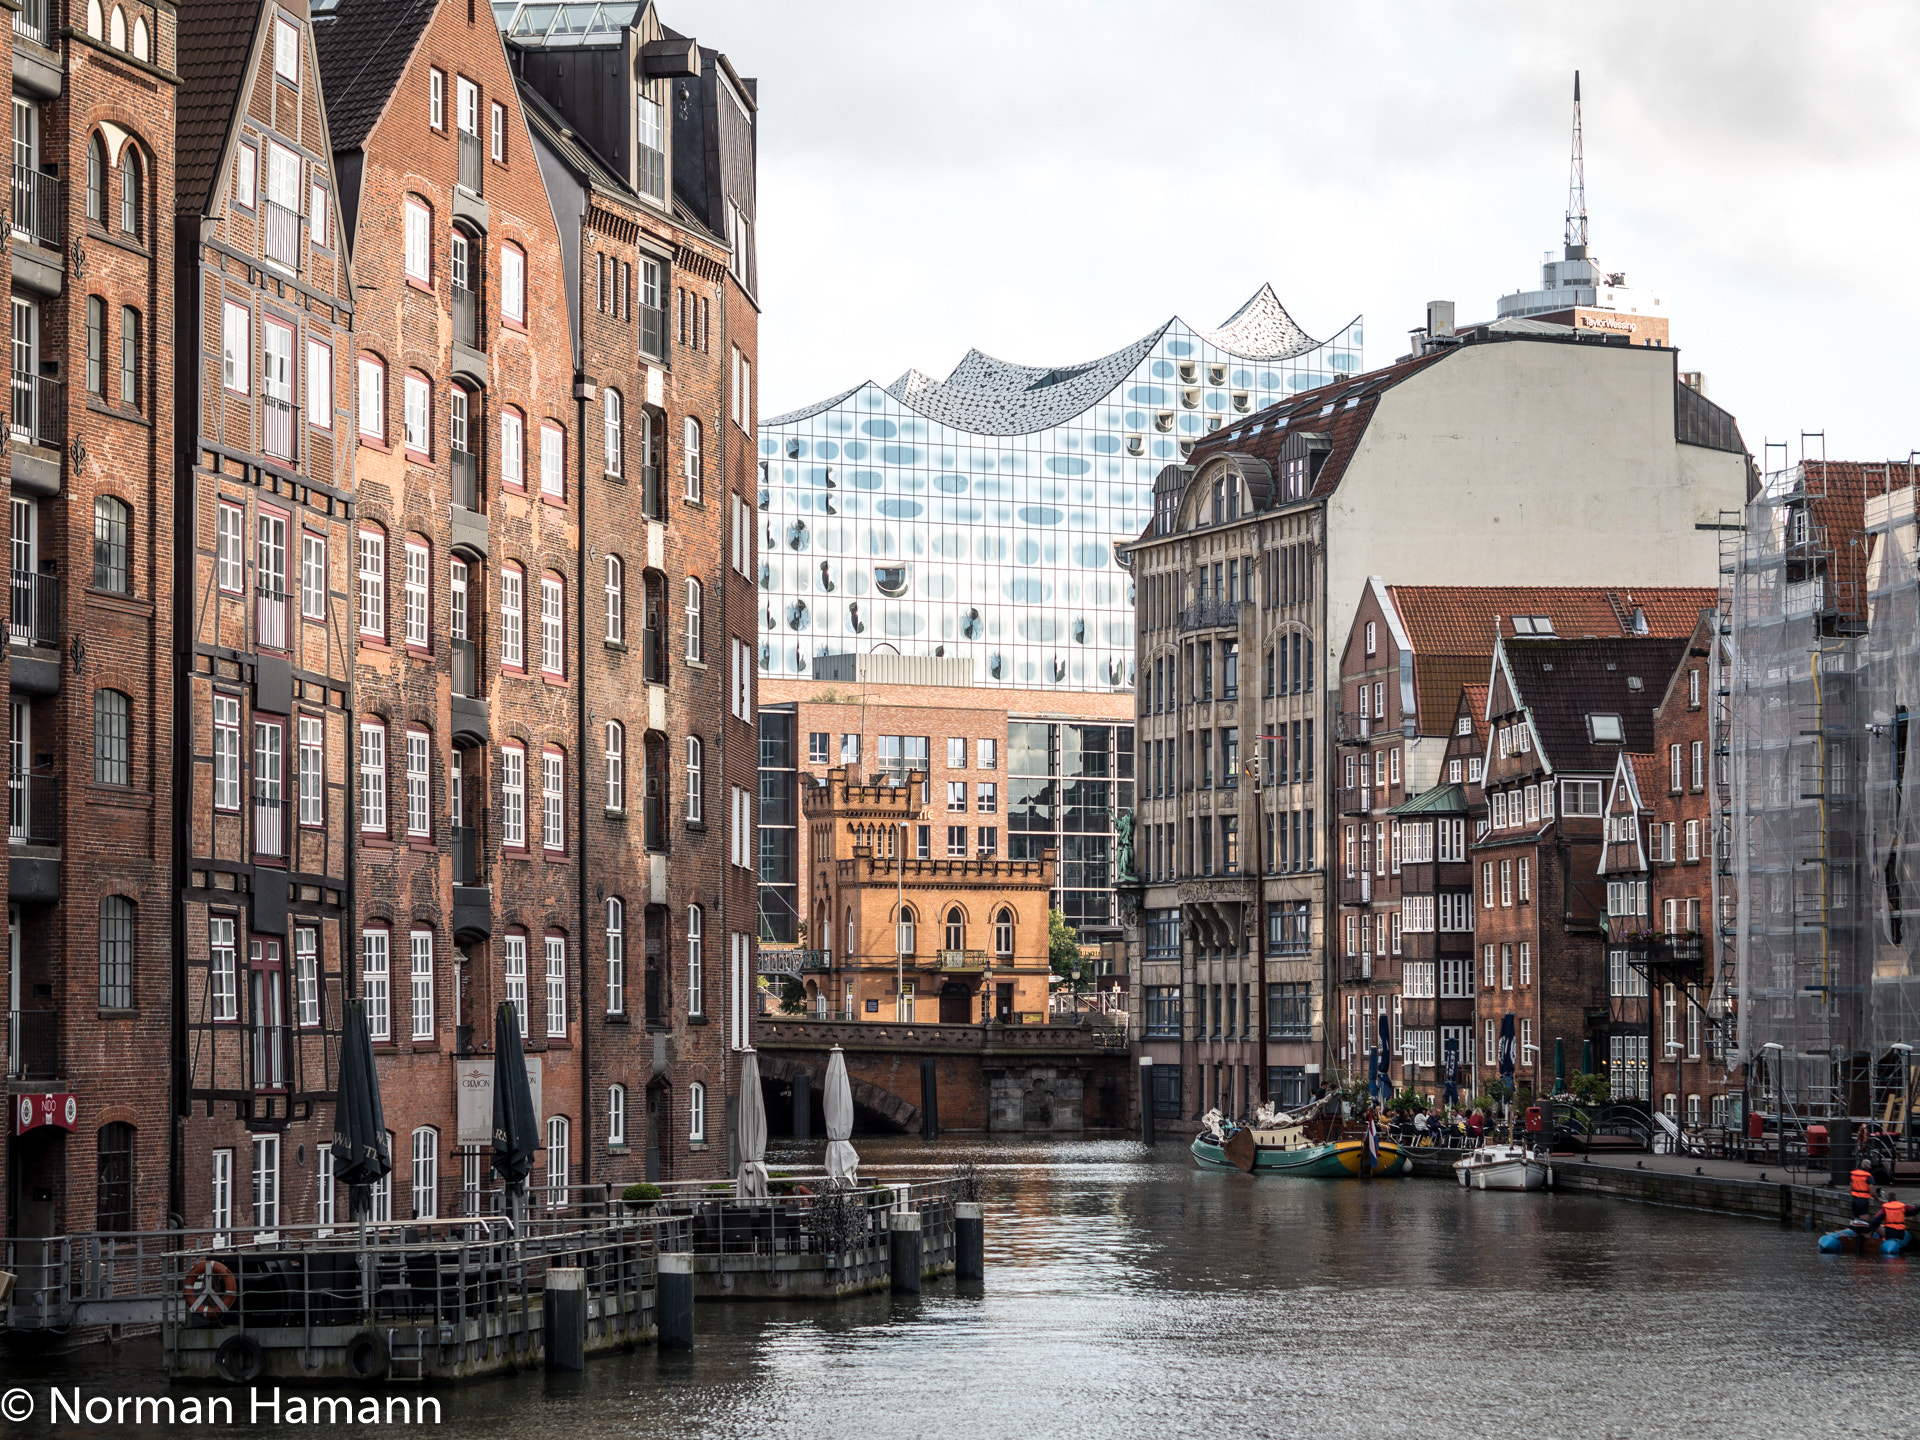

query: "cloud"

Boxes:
[680, 0, 1920, 459]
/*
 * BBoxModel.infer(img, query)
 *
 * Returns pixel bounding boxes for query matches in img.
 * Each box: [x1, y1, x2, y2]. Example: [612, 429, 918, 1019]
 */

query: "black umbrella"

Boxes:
[492, 1001, 540, 1224]
[1499, 1012, 1517, 1080]
[1377, 1012, 1393, 1099]
[331, 999, 391, 1220]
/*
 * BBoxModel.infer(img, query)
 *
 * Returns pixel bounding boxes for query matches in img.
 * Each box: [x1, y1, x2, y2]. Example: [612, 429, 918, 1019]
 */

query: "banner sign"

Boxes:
[14, 1092, 75, 1136]
[453, 1056, 543, 1146]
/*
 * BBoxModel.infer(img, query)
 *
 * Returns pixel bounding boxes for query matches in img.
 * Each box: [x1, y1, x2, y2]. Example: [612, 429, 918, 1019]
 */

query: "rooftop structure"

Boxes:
[756, 286, 1362, 692]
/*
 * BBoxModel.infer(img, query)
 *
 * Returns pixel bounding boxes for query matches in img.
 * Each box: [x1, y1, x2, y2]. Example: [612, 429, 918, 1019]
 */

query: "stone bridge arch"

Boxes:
[757, 1052, 921, 1133]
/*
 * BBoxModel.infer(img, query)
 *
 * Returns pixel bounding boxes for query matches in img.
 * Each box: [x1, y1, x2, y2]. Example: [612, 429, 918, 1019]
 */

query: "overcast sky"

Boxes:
[683, 0, 1918, 465]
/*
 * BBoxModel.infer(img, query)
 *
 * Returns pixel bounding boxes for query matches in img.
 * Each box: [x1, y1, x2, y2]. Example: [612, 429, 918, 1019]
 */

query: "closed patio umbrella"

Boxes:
[1554, 1037, 1566, 1094]
[736, 1048, 770, 1200]
[1377, 1013, 1393, 1100]
[1499, 1012, 1517, 1081]
[331, 999, 391, 1219]
[823, 1045, 860, 1186]
[492, 1001, 540, 1228]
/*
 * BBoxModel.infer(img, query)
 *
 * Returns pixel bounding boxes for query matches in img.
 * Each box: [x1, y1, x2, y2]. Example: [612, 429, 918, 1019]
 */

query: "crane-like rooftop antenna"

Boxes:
[1565, 71, 1588, 261]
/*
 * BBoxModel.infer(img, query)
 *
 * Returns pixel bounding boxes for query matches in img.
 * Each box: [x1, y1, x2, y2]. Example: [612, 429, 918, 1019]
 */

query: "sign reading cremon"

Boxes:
[453, 1056, 543, 1146]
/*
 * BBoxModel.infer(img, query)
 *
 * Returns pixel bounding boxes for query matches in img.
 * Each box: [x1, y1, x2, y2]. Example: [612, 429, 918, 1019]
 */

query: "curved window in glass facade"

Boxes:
[756, 285, 1361, 692]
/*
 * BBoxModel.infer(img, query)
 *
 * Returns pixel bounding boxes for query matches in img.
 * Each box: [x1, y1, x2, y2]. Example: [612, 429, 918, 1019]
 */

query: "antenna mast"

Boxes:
[1564, 70, 1588, 261]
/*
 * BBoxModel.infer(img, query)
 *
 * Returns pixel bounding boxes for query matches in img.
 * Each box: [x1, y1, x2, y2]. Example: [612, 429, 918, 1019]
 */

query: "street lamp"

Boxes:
[1761, 1041, 1785, 1168]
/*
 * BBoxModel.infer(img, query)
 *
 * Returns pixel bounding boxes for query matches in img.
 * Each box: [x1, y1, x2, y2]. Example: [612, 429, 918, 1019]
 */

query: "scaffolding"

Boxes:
[1722, 460, 1920, 1165]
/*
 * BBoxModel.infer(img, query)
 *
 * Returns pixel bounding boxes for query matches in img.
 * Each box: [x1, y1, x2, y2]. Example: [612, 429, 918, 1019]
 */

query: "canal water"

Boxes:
[7, 1135, 1915, 1439]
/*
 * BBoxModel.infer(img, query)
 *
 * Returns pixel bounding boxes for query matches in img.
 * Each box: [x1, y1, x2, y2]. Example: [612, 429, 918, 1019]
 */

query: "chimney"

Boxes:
[1427, 300, 1455, 339]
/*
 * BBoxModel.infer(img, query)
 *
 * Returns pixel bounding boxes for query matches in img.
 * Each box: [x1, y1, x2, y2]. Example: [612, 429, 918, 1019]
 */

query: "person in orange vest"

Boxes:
[1884, 1192, 1908, 1245]
[1851, 1189, 1888, 1241]
[1851, 1165, 1876, 1219]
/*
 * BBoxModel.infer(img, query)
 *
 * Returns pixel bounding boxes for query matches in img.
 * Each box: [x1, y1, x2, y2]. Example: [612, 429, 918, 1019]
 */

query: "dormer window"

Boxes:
[1588, 714, 1624, 744]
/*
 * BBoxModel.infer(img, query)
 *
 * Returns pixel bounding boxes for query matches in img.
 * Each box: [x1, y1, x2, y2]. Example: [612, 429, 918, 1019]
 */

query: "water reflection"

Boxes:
[4, 1136, 1910, 1440]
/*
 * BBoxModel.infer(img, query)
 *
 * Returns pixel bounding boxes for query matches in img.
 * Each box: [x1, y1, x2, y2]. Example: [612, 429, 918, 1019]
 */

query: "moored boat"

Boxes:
[1191, 1107, 1411, 1178]
[1453, 1142, 1546, 1191]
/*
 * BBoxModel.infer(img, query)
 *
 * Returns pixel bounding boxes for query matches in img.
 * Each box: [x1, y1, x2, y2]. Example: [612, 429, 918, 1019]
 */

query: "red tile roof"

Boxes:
[1794, 462, 1918, 620]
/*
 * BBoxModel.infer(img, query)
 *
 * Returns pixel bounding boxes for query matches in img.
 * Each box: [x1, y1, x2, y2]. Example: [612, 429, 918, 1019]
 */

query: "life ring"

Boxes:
[215, 1333, 264, 1385]
[185, 1259, 237, 1317]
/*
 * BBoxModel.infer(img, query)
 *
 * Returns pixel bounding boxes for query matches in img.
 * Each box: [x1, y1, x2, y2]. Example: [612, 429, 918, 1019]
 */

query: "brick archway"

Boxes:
[756, 1053, 919, 1133]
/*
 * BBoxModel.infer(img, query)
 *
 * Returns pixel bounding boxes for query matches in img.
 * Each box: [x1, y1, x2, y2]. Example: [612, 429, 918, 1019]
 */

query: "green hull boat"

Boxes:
[1191, 1131, 1411, 1178]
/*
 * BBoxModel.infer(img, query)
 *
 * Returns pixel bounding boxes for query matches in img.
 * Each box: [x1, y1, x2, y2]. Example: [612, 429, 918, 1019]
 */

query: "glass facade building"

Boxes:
[757, 286, 1361, 691]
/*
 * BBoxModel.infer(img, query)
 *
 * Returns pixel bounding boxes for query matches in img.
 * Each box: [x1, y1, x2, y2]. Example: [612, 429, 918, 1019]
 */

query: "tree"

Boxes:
[1047, 909, 1083, 987]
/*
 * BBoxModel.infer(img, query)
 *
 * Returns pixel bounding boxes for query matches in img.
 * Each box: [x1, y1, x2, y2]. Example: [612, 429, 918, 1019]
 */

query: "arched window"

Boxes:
[687, 1083, 706, 1143]
[540, 572, 565, 676]
[994, 908, 1014, 958]
[944, 907, 964, 952]
[85, 0, 103, 41]
[685, 735, 702, 822]
[108, 4, 125, 49]
[682, 416, 702, 500]
[604, 553, 623, 643]
[99, 895, 134, 1007]
[132, 15, 149, 60]
[85, 295, 104, 394]
[608, 1084, 627, 1147]
[545, 1115, 569, 1212]
[683, 577, 702, 661]
[120, 306, 141, 410]
[603, 388, 623, 476]
[94, 689, 130, 785]
[96, 1122, 134, 1231]
[86, 134, 106, 221]
[121, 150, 141, 237]
[686, 903, 704, 1018]
[896, 905, 916, 955]
[605, 897, 625, 1013]
[94, 496, 130, 592]
[604, 720, 625, 812]
[411, 1127, 438, 1220]
[844, 906, 854, 957]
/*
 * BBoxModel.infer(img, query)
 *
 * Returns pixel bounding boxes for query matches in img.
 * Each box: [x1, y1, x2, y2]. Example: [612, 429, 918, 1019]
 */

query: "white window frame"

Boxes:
[545, 1114, 569, 1211]
[542, 749, 564, 852]
[357, 528, 385, 639]
[683, 417, 701, 500]
[211, 1148, 233, 1247]
[490, 101, 506, 163]
[405, 728, 430, 837]
[545, 934, 566, 1038]
[216, 502, 245, 594]
[684, 578, 702, 662]
[501, 409, 523, 487]
[404, 199, 430, 283]
[213, 694, 242, 811]
[306, 339, 332, 429]
[687, 906, 704, 1017]
[403, 372, 430, 455]
[297, 715, 323, 826]
[604, 554, 624, 643]
[603, 721, 625, 811]
[357, 356, 384, 440]
[362, 927, 390, 1040]
[540, 423, 564, 498]
[608, 1085, 626, 1147]
[502, 243, 526, 325]
[358, 721, 387, 834]
[274, 14, 299, 83]
[540, 575, 564, 676]
[294, 925, 319, 1028]
[603, 387, 622, 476]
[504, 933, 527, 1036]
[301, 530, 326, 620]
[500, 565, 523, 669]
[688, 1082, 706, 1142]
[606, 898, 625, 1014]
[686, 736, 703, 821]
[410, 929, 434, 1040]
[502, 744, 525, 848]
[404, 539, 430, 648]
[429, 68, 444, 130]
[411, 1127, 438, 1220]
[222, 302, 251, 394]
[209, 915, 238, 1021]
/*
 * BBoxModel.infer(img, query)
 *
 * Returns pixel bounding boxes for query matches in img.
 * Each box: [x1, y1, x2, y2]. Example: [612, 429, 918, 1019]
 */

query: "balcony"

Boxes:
[458, 130, 484, 196]
[759, 949, 832, 976]
[264, 201, 303, 272]
[7, 1009, 56, 1080]
[1337, 783, 1372, 816]
[642, 627, 668, 685]
[261, 396, 296, 463]
[639, 303, 665, 361]
[452, 447, 479, 511]
[938, 949, 989, 973]
[1335, 709, 1375, 743]
[451, 632, 483, 699]
[9, 570, 58, 648]
[10, 166, 60, 252]
[9, 771, 58, 846]
[452, 283, 480, 351]
[13, 1, 49, 45]
[253, 795, 290, 860]
[641, 464, 664, 521]
[644, 793, 666, 853]
[1178, 597, 1246, 632]
[451, 826, 479, 885]
[1337, 871, 1373, 906]
[10, 371, 63, 452]
[255, 584, 289, 651]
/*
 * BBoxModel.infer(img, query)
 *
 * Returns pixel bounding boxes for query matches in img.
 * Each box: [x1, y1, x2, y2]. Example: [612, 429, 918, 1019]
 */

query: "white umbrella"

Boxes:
[736, 1048, 770, 1200]
[823, 1045, 860, 1186]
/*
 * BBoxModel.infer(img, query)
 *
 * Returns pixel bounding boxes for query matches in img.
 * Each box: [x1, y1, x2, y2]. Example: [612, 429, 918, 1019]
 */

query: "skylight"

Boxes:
[1588, 714, 1624, 743]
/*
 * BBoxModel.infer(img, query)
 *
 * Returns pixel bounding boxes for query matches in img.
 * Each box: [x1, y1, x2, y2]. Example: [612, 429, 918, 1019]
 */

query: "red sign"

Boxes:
[14, 1093, 75, 1136]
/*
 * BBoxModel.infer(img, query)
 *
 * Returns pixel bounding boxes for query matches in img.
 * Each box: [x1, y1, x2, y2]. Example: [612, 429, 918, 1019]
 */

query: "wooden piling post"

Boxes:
[657, 1251, 694, 1349]
[543, 1267, 586, 1373]
[955, 1201, 984, 1281]
[890, 1210, 923, 1294]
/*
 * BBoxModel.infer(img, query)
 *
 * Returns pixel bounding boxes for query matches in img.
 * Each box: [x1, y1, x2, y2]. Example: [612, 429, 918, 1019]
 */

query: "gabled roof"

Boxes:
[314, 0, 441, 154]
[1495, 636, 1690, 776]
[1458, 683, 1488, 731]
[1381, 584, 1716, 730]
[1779, 461, 1920, 622]
[177, 0, 268, 215]
[1599, 751, 1653, 875]
[1390, 783, 1470, 817]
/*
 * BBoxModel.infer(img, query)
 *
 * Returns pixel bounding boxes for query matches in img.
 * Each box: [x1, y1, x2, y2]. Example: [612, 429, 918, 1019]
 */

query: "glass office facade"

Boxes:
[758, 709, 799, 943]
[757, 286, 1361, 693]
[1008, 720, 1135, 929]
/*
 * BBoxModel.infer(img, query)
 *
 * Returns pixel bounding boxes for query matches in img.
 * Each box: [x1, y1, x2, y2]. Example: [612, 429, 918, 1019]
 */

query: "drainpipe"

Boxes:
[718, 271, 733, 1176]
[575, 366, 591, 1189]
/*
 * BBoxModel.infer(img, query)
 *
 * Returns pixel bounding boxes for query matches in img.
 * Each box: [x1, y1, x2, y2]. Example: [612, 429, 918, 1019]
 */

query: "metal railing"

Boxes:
[639, 303, 665, 360]
[453, 284, 479, 350]
[1337, 783, 1372, 816]
[9, 569, 59, 648]
[938, 949, 989, 972]
[644, 793, 666, 853]
[10, 165, 60, 250]
[253, 795, 290, 860]
[643, 626, 668, 684]
[255, 584, 289, 650]
[9, 770, 58, 846]
[11, 370, 63, 450]
[458, 130, 484, 195]
[7, 1008, 56, 1080]
[13, 1, 49, 46]
[1336, 709, 1374, 743]
[1337, 872, 1374, 905]
[263, 201, 302, 271]
[758, 949, 831, 975]
[451, 825, 479, 885]
[1178, 597, 1247, 632]
[451, 631, 482, 699]
[452, 447, 479, 511]
[261, 395, 296, 462]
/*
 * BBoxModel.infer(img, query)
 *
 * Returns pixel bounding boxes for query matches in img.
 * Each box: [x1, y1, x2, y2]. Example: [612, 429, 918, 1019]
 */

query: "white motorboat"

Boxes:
[1453, 1142, 1546, 1191]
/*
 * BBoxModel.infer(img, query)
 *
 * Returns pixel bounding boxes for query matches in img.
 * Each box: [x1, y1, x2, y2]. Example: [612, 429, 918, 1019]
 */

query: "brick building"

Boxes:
[801, 766, 1054, 1026]
[5, 0, 178, 1243]
[171, 0, 355, 1237]
[1330, 583, 1717, 1094]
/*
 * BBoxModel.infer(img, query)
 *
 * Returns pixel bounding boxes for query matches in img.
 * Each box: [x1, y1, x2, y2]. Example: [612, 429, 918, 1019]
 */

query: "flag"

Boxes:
[1366, 1111, 1380, 1169]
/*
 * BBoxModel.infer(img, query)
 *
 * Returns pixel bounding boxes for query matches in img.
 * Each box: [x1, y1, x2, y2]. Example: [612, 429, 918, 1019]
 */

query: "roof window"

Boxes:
[1588, 714, 1624, 744]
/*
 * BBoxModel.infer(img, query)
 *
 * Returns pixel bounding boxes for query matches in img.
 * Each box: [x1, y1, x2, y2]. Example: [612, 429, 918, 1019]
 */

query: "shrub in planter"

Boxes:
[621, 1183, 662, 1205]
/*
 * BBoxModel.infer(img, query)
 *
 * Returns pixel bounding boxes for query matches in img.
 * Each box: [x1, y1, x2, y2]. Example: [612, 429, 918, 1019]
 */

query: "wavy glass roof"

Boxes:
[757, 285, 1361, 693]
[491, 2, 646, 43]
